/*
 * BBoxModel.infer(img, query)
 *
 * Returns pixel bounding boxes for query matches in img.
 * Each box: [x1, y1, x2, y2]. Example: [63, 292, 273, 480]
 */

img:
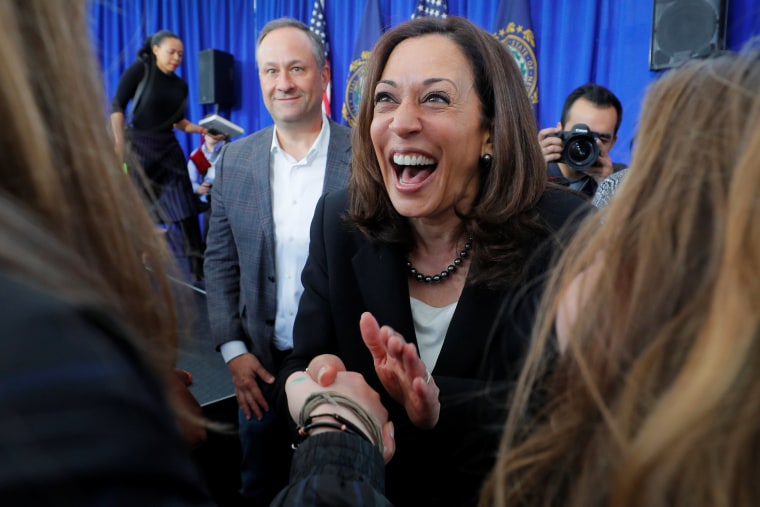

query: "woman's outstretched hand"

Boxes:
[359, 312, 440, 429]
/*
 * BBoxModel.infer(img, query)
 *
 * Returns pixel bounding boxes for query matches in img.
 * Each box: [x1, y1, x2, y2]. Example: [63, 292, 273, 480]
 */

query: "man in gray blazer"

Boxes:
[203, 17, 351, 504]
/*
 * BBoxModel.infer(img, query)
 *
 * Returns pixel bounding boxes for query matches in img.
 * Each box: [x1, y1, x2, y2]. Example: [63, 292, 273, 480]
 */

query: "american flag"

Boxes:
[309, 0, 331, 117]
[411, 0, 448, 19]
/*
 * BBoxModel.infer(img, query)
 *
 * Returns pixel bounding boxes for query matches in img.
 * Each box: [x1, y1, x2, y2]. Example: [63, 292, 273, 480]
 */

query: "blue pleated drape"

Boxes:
[89, 0, 759, 165]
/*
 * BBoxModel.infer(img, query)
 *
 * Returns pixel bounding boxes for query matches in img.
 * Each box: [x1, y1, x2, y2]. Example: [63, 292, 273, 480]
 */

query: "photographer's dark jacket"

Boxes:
[548, 162, 628, 199]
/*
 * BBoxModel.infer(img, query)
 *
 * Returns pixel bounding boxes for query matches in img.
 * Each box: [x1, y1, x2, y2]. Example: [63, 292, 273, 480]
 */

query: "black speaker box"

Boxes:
[649, 0, 727, 70]
[199, 49, 235, 106]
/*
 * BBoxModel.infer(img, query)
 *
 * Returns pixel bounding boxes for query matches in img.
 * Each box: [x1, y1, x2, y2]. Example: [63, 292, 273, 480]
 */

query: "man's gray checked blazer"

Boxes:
[204, 120, 352, 373]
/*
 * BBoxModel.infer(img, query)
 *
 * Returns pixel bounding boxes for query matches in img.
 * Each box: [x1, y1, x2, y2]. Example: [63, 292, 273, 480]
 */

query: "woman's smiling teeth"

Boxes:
[392, 153, 437, 185]
[393, 153, 436, 166]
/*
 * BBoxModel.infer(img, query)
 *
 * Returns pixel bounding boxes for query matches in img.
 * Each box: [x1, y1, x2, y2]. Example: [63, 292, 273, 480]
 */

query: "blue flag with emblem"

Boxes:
[411, 0, 447, 19]
[309, 0, 332, 117]
[492, 0, 538, 108]
[343, 0, 383, 126]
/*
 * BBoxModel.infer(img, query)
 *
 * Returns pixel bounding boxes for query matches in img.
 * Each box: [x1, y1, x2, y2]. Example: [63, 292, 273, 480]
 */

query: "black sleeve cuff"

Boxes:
[290, 431, 385, 492]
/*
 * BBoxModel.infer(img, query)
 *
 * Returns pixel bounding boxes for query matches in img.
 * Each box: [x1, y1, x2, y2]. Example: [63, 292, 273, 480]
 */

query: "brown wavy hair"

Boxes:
[480, 49, 760, 507]
[0, 1, 179, 383]
[348, 16, 549, 288]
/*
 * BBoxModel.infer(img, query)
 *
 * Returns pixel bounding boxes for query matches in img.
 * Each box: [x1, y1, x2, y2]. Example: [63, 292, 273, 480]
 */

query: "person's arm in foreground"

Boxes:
[270, 365, 396, 506]
[0, 280, 211, 506]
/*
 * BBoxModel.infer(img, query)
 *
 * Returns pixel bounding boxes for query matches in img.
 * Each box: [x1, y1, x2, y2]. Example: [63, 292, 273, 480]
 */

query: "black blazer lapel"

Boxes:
[434, 284, 510, 376]
[351, 239, 511, 377]
[351, 241, 417, 344]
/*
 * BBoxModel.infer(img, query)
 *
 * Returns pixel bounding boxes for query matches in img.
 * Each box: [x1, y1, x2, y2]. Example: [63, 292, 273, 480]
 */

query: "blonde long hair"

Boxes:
[481, 49, 760, 507]
[0, 1, 179, 378]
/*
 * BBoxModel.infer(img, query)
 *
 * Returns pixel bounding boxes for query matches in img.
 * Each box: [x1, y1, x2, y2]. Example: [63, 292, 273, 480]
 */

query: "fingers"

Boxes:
[381, 331, 440, 429]
[306, 354, 347, 386]
[543, 147, 561, 163]
[229, 352, 274, 384]
[233, 388, 251, 420]
[385, 330, 404, 356]
[359, 311, 386, 361]
[359, 314, 441, 429]
[244, 380, 269, 419]
[254, 364, 275, 384]
[589, 144, 614, 182]
[228, 353, 272, 419]
[236, 386, 266, 421]
[173, 368, 193, 386]
[316, 364, 338, 386]
[386, 330, 424, 377]
[381, 421, 396, 464]
[537, 125, 560, 141]
[538, 126, 563, 163]
[379, 325, 427, 388]
[409, 370, 441, 429]
[412, 371, 438, 399]
[361, 312, 412, 364]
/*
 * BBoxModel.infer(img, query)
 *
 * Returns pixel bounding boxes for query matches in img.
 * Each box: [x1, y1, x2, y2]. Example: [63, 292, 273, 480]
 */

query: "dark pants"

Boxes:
[238, 347, 293, 505]
[237, 407, 291, 504]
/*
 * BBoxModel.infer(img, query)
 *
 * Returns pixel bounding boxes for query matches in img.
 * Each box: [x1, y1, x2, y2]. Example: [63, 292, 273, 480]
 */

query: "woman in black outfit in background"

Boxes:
[110, 30, 207, 282]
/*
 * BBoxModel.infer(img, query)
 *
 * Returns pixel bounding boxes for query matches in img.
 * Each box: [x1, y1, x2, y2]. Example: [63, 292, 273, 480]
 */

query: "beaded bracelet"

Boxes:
[297, 413, 373, 446]
[296, 391, 384, 454]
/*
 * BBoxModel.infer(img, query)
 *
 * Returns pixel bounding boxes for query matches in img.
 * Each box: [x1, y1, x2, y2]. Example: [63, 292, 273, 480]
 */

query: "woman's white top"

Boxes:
[409, 297, 457, 371]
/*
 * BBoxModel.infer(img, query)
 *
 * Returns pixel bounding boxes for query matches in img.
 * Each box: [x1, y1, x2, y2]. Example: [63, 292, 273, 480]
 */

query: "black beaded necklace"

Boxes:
[407, 238, 473, 284]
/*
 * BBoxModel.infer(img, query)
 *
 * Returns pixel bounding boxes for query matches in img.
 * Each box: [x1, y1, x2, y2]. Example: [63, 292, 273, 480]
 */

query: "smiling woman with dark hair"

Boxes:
[276, 15, 590, 507]
[272, 46, 760, 507]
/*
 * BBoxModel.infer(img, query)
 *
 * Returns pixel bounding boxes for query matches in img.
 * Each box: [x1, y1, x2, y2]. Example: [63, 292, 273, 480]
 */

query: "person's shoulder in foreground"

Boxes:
[537, 184, 596, 231]
[0, 272, 212, 506]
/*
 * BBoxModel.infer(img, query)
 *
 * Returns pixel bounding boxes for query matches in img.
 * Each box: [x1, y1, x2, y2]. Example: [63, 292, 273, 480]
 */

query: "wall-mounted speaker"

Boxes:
[199, 49, 235, 106]
[649, 0, 727, 71]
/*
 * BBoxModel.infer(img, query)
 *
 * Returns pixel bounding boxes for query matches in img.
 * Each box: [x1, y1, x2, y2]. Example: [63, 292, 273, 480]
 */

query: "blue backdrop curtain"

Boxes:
[89, 0, 759, 165]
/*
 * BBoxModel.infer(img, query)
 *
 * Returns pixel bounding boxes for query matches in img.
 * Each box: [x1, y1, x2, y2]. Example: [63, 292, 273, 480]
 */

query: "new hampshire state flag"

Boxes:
[342, 0, 383, 126]
[411, 0, 447, 19]
[493, 0, 538, 106]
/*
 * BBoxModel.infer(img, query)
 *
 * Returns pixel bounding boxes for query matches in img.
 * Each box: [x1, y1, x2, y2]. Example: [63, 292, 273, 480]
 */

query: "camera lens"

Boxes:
[557, 124, 602, 171]
[562, 135, 600, 171]
[567, 139, 595, 164]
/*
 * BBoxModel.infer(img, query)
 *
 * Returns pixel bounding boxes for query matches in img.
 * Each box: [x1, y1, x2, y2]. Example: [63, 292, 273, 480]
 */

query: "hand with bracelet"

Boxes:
[286, 368, 396, 463]
[302, 312, 441, 430]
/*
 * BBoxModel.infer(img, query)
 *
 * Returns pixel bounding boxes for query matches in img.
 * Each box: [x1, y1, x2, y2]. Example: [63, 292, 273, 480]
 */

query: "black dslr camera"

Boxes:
[551, 123, 601, 171]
